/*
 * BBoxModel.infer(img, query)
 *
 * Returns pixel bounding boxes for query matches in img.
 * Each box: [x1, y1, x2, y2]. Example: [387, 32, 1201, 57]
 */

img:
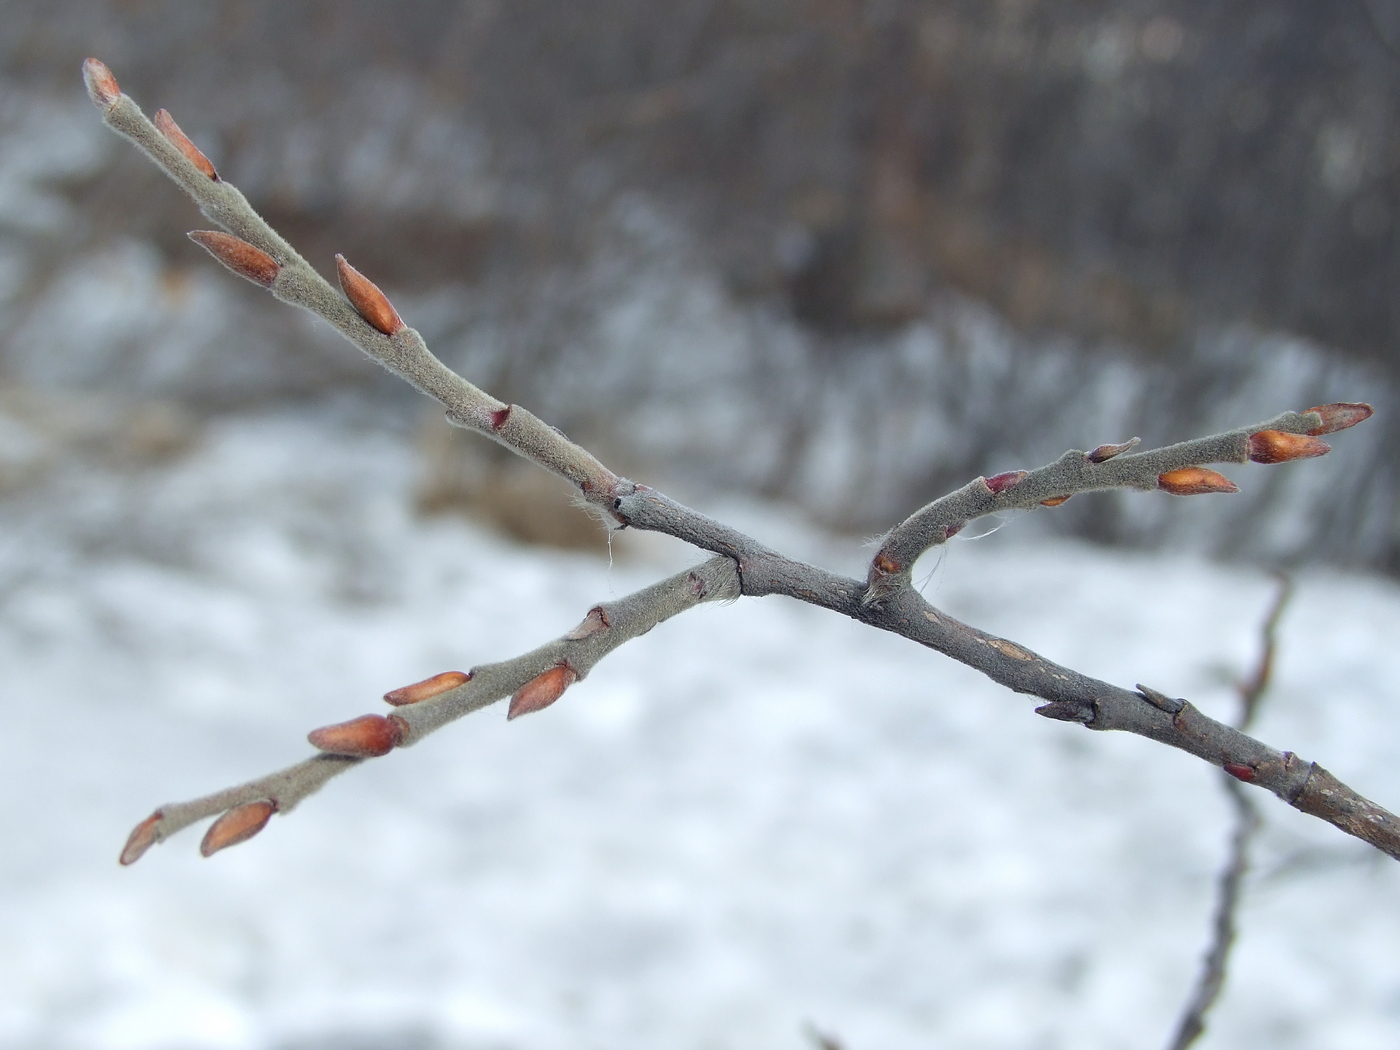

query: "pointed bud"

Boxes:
[1248, 429, 1330, 464]
[1035, 700, 1093, 723]
[154, 109, 218, 180]
[508, 665, 577, 720]
[188, 230, 279, 287]
[384, 670, 470, 706]
[565, 607, 611, 640]
[1157, 467, 1239, 495]
[1040, 495, 1071, 507]
[308, 713, 405, 757]
[490, 406, 512, 431]
[200, 800, 275, 857]
[984, 470, 1028, 495]
[1137, 684, 1185, 713]
[83, 58, 121, 110]
[1305, 402, 1373, 435]
[1223, 763, 1257, 783]
[335, 255, 404, 335]
[119, 811, 163, 866]
[1087, 438, 1139, 463]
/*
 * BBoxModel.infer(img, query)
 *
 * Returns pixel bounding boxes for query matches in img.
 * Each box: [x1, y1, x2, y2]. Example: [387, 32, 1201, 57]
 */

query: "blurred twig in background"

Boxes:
[1166, 573, 1291, 1050]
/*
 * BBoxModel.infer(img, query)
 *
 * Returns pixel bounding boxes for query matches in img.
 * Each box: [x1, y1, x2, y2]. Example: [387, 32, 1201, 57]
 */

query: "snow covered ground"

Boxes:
[2, 411, 1399, 1050]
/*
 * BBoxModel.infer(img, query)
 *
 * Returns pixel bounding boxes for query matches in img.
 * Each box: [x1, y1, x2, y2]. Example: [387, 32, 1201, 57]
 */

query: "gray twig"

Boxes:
[84, 61, 1400, 869]
[1165, 574, 1291, 1050]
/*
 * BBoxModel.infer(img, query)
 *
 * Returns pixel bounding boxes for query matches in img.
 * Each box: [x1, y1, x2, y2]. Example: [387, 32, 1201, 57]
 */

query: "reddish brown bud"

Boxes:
[154, 109, 218, 180]
[873, 553, 900, 575]
[490, 406, 512, 431]
[1305, 402, 1373, 436]
[200, 800, 275, 858]
[83, 58, 121, 110]
[335, 254, 404, 335]
[1157, 467, 1239, 496]
[384, 670, 470, 706]
[508, 665, 577, 720]
[1040, 495, 1072, 507]
[984, 470, 1028, 495]
[1224, 763, 1257, 783]
[945, 521, 965, 538]
[119, 811, 162, 866]
[308, 713, 405, 757]
[188, 231, 279, 287]
[1087, 438, 1139, 463]
[1247, 429, 1330, 464]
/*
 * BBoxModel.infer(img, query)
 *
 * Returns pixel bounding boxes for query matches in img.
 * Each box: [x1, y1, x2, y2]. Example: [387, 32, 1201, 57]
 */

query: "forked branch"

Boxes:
[84, 60, 1399, 867]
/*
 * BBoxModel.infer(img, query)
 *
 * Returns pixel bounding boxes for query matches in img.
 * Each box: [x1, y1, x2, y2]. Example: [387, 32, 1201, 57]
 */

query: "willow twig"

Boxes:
[121, 557, 739, 861]
[83, 59, 1399, 868]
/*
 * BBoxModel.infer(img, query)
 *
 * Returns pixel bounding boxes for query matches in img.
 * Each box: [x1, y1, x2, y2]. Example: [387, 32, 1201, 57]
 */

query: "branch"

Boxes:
[85, 61, 623, 521]
[864, 419, 1341, 604]
[121, 557, 740, 861]
[84, 60, 1400, 868]
[1165, 574, 1289, 1050]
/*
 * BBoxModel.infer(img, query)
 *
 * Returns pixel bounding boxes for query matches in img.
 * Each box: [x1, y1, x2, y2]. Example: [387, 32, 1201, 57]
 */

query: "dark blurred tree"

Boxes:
[4, 1, 1397, 568]
[12, 0, 1397, 362]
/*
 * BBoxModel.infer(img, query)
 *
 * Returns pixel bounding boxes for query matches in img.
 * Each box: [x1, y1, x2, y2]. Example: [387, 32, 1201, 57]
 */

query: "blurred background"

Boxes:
[3, 3, 1400, 1049]
[1, 0, 1398, 565]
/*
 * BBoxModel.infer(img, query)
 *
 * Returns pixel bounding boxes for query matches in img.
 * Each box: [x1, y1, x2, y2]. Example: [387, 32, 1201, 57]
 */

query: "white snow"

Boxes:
[2, 411, 1399, 1050]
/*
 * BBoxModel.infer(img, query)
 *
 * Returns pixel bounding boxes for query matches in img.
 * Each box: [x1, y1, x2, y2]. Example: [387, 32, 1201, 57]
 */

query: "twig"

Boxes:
[83, 60, 1400, 868]
[1166, 777, 1261, 1050]
[1237, 573, 1293, 731]
[122, 557, 739, 861]
[864, 430, 1325, 605]
[802, 1020, 845, 1050]
[1165, 574, 1290, 1050]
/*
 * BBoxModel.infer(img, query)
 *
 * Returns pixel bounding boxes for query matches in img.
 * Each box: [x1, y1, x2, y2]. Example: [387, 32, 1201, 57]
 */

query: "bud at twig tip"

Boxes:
[1305, 402, 1373, 436]
[1158, 467, 1238, 495]
[154, 109, 218, 179]
[1248, 429, 1329, 464]
[335, 255, 404, 335]
[384, 670, 470, 706]
[199, 800, 276, 858]
[189, 231, 279, 287]
[119, 811, 162, 866]
[984, 470, 1028, 495]
[83, 58, 121, 110]
[308, 713, 405, 757]
[508, 665, 577, 720]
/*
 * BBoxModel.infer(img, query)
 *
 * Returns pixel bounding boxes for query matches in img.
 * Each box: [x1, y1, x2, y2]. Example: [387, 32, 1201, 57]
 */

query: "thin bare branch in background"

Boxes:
[80, 59, 1400, 874]
[1166, 574, 1291, 1050]
[1237, 574, 1293, 731]
[802, 1020, 845, 1050]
